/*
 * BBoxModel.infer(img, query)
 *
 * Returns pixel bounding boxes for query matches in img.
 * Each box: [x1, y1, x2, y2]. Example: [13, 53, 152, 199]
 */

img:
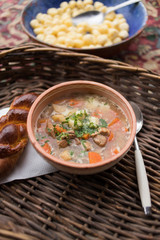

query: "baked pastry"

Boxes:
[0, 93, 38, 179]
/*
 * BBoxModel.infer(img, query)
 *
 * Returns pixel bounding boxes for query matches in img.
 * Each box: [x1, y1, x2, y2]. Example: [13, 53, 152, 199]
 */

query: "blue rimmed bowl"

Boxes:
[21, 0, 148, 57]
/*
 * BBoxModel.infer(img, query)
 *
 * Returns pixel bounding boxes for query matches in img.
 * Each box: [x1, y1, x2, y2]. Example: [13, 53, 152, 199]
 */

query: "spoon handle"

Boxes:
[106, 0, 141, 15]
[134, 137, 151, 215]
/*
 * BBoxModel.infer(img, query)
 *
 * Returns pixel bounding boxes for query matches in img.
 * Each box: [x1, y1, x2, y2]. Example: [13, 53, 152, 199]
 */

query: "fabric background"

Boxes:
[0, 0, 160, 74]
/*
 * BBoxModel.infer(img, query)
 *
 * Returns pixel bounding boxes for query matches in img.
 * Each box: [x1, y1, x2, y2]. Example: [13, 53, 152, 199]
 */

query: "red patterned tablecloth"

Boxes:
[0, 0, 160, 74]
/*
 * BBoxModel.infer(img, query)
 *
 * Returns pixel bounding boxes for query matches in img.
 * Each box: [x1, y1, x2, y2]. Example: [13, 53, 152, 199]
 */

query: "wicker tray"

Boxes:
[0, 44, 160, 240]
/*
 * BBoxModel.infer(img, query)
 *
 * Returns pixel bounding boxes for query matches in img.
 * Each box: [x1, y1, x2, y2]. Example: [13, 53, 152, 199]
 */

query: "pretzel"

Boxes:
[0, 93, 38, 179]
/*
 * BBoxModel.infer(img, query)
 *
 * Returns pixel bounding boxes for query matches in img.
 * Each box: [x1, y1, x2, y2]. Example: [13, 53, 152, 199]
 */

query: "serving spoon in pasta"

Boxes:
[72, 0, 140, 25]
[130, 101, 151, 215]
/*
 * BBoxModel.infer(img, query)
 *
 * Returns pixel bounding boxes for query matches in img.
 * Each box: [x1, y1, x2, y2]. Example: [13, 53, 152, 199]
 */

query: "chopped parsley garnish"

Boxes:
[56, 132, 69, 140]
[99, 118, 108, 128]
[81, 139, 86, 149]
[42, 136, 47, 139]
[53, 109, 108, 143]
[47, 128, 52, 132]
[74, 124, 97, 138]
[74, 129, 84, 138]
[89, 122, 98, 129]
[62, 119, 69, 125]
[70, 151, 74, 156]
[78, 150, 87, 158]
[66, 110, 99, 137]
[66, 138, 71, 144]
[50, 150, 54, 155]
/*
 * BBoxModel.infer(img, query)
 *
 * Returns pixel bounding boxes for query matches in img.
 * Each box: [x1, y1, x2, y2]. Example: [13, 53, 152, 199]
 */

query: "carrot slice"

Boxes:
[88, 152, 102, 164]
[38, 119, 47, 124]
[82, 133, 90, 140]
[42, 142, 51, 154]
[108, 117, 120, 127]
[69, 99, 82, 106]
[125, 127, 129, 132]
[92, 110, 102, 118]
[113, 148, 119, 155]
[108, 131, 114, 141]
[55, 124, 67, 133]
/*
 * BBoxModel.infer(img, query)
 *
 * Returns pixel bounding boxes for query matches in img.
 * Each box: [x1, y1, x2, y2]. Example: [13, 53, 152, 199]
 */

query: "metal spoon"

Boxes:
[72, 0, 140, 25]
[130, 101, 151, 215]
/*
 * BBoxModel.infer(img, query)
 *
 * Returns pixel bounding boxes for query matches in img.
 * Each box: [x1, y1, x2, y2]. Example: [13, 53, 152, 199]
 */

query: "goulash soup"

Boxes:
[35, 94, 130, 164]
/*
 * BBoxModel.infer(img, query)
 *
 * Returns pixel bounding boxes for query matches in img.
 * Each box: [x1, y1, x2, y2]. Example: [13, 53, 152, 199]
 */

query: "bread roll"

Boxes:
[0, 93, 38, 179]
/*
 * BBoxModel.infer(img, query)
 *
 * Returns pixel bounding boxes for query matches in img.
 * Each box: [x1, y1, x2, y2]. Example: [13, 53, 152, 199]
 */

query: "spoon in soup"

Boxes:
[72, 0, 140, 25]
[130, 101, 151, 215]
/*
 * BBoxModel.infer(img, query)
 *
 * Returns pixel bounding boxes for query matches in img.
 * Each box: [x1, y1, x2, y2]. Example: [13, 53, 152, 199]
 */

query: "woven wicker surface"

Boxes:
[0, 44, 160, 240]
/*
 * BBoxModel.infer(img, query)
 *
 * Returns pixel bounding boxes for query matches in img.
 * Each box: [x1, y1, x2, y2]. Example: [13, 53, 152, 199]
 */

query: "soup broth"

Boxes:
[35, 94, 130, 164]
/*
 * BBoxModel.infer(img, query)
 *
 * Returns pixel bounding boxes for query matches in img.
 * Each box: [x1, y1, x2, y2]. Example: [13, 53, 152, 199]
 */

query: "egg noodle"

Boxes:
[30, 0, 129, 49]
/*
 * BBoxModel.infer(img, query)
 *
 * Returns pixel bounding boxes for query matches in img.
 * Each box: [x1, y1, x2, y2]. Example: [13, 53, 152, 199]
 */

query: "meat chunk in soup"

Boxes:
[58, 139, 68, 148]
[93, 134, 107, 147]
[83, 141, 92, 151]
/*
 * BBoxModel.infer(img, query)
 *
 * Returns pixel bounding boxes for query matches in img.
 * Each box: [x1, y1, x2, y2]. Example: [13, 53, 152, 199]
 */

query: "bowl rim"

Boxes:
[27, 80, 137, 169]
[21, 0, 148, 52]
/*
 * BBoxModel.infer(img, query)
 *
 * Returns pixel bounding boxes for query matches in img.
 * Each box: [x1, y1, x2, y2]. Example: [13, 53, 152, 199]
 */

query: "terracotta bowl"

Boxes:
[21, 0, 148, 58]
[27, 81, 136, 175]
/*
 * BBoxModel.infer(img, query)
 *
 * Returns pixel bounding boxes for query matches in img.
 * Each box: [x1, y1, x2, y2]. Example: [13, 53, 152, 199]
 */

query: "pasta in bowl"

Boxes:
[30, 0, 130, 49]
[21, 0, 148, 57]
[27, 81, 136, 175]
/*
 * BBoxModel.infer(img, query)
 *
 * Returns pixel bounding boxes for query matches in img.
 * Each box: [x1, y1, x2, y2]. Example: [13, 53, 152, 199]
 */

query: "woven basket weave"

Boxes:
[0, 43, 160, 240]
